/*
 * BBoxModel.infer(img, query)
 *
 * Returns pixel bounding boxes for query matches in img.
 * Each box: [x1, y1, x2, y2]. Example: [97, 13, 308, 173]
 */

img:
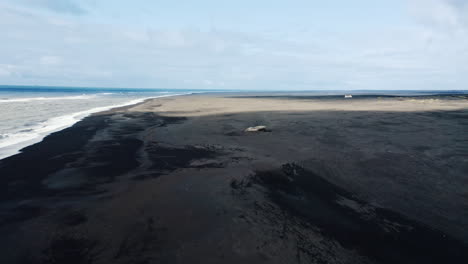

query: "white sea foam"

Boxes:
[0, 93, 189, 160]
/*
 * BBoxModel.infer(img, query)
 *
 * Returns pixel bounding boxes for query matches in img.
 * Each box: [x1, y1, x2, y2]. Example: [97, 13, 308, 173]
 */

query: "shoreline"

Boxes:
[1, 93, 467, 263]
[0, 92, 193, 160]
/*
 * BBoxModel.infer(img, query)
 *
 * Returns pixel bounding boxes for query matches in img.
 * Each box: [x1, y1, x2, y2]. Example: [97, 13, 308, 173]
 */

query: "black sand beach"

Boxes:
[1, 94, 467, 263]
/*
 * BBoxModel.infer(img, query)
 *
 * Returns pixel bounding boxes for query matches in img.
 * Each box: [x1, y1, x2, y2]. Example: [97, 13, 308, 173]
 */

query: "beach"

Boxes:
[1, 93, 467, 263]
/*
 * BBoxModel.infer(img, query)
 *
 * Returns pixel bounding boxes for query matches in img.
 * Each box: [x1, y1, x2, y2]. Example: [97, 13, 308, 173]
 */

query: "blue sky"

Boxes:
[0, 0, 467, 90]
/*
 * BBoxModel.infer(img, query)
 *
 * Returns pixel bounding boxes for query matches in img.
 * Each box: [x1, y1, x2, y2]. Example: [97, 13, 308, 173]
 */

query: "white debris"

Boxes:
[244, 126, 269, 132]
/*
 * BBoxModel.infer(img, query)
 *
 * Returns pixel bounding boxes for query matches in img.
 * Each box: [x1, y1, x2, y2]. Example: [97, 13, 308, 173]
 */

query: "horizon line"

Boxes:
[1, 84, 467, 92]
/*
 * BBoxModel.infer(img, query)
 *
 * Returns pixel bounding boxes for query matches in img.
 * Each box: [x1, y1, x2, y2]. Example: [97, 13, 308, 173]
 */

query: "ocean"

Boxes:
[0, 86, 200, 160]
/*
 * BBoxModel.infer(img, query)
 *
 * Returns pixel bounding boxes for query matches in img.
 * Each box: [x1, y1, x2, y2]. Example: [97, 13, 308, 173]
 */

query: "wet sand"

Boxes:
[0, 93, 467, 263]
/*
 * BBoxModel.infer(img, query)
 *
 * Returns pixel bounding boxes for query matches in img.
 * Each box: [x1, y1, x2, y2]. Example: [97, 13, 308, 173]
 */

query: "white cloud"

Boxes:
[409, 0, 468, 32]
[18, 0, 86, 15]
[0, 66, 12, 77]
[39, 56, 62, 66]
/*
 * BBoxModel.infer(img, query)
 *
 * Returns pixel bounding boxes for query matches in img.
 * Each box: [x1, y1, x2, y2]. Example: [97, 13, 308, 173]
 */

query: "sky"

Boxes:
[0, 0, 467, 90]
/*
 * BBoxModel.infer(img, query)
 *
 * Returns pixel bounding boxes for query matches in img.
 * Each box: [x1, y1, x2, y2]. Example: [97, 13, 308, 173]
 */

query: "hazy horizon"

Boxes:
[2, 84, 468, 92]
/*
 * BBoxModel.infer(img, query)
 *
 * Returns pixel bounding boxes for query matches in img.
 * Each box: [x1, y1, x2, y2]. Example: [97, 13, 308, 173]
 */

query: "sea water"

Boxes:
[0, 86, 199, 160]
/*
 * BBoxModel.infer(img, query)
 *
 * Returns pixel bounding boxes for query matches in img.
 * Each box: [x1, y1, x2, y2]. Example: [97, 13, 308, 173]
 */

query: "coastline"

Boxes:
[0, 92, 192, 160]
[1, 93, 467, 263]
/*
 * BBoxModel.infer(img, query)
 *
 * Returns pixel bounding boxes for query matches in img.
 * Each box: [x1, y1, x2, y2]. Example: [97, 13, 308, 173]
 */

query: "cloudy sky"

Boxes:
[0, 0, 467, 90]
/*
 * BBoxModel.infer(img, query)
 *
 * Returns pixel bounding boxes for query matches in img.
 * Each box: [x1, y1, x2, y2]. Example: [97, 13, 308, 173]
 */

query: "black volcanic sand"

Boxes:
[0, 95, 467, 264]
[238, 163, 467, 264]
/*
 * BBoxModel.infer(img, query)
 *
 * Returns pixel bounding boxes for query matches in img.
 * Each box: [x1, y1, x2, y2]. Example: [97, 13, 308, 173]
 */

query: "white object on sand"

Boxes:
[245, 126, 269, 132]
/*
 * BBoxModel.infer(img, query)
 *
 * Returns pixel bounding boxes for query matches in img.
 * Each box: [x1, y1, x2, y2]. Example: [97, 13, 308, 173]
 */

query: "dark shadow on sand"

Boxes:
[241, 163, 468, 264]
